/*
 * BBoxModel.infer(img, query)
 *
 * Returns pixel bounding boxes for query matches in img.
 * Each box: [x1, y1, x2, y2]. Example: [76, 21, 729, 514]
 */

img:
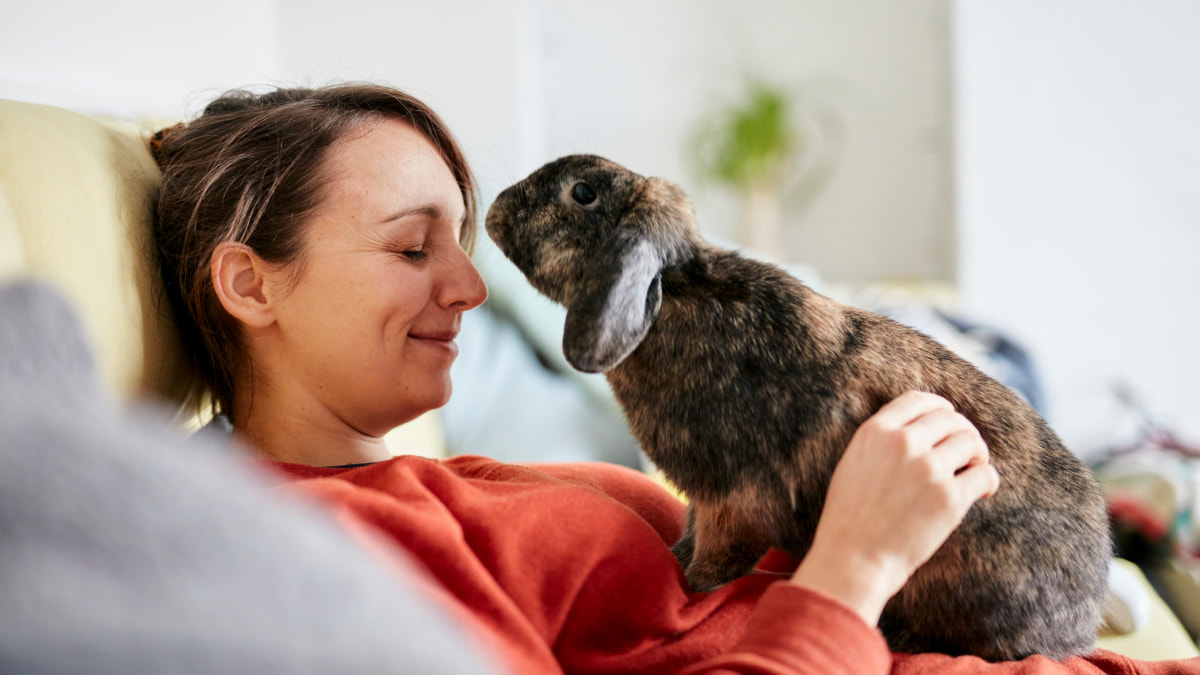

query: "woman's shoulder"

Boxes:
[447, 454, 661, 491]
[261, 454, 688, 546]
[259, 454, 680, 509]
[454, 456, 684, 524]
[445, 456, 684, 534]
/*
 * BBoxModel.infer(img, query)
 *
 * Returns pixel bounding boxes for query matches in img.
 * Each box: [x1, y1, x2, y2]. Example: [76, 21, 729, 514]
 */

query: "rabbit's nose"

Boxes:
[483, 207, 506, 235]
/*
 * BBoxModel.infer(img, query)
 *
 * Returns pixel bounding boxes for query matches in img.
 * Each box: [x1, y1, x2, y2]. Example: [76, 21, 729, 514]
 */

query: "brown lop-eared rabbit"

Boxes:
[484, 154, 1111, 661]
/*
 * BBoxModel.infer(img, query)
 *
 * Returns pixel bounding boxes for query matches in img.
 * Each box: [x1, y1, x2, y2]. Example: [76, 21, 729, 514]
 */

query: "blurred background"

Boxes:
[1, 0, 1196, 456]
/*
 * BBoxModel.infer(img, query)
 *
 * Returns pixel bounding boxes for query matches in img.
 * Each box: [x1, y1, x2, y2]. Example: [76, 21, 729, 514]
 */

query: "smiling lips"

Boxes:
[409, 330, 459, 356]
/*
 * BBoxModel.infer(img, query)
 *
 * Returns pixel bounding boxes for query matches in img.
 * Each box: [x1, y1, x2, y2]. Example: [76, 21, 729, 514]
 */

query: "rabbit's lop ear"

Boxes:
[563, 236, 664, 373]
[562, 177, 694, 373]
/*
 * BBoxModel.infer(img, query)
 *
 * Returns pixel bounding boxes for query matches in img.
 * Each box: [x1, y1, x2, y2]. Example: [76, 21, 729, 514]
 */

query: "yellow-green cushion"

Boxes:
[0, 99, 189, 403]
[1097, 559, 1199, 660]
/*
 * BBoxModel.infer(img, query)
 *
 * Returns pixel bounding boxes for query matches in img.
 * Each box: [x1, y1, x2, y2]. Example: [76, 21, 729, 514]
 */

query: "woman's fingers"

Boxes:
[905, 399, 998, 501]
[867, 394, 987, 469]
[931, 427, 990, 474]
[953, 460, 1002, 502]
[869, 390, 953, 430]
[893, 408, 971, 462]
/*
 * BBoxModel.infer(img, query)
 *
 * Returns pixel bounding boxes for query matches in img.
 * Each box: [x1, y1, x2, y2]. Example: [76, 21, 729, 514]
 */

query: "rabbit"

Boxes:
[483, 154, 1112, 662]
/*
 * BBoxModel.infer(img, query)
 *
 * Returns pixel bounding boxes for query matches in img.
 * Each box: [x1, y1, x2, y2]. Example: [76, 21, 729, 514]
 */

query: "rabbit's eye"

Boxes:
[570, 182, 597, 206]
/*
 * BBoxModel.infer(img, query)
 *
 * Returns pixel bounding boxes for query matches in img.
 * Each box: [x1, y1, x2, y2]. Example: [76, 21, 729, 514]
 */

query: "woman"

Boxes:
[151, 84, 1179, 674]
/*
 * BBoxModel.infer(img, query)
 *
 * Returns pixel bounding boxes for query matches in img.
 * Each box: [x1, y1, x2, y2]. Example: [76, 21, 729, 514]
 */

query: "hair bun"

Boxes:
[201, 88, 315, 117]
[148, 123, 186, 165]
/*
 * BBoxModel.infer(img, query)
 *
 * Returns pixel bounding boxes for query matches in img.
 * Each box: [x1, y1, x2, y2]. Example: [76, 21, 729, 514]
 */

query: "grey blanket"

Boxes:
[0, 281, 500, 674]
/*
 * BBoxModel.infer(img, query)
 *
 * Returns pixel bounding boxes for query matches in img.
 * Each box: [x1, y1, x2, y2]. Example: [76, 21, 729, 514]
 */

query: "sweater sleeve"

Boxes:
[892, 648, 1200, 675]
[680, 583, 891, 675]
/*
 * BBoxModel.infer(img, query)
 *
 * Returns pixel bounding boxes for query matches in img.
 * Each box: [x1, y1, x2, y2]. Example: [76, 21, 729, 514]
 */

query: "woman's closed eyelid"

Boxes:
[381, 226, 465, 260]
[390, 240, 433, 262]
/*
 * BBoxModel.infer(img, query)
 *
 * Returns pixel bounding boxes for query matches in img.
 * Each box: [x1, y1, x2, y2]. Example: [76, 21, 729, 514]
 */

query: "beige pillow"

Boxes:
[0, 99, 188, 403]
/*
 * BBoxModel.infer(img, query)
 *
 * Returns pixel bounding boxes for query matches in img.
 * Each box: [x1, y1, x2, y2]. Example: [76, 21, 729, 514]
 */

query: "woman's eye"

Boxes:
[398, 249, 427, 261]
[570, 182, 597, 206]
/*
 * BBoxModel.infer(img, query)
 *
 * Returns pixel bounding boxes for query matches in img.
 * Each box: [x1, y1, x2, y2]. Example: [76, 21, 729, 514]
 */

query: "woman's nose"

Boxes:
[441, 245, 488, 311]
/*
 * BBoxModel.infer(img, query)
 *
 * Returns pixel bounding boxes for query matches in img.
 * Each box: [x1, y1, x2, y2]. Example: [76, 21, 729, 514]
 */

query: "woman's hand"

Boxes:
[789, 391, 1000, 627]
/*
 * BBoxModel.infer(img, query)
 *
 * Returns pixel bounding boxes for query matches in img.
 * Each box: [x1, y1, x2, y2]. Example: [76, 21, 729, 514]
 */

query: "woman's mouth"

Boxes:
[408, 331, 459, 357]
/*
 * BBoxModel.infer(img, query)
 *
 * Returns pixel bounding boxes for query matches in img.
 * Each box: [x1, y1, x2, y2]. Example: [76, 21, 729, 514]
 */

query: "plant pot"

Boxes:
[741, 183, 784, 258]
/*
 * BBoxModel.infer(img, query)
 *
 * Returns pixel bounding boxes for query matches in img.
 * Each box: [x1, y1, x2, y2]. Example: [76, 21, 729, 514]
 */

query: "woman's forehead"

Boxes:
[319, 119, 463, 216]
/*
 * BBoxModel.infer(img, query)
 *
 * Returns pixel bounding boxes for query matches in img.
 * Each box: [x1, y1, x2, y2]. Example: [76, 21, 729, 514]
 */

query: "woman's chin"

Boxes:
[392, 387, 452, 426]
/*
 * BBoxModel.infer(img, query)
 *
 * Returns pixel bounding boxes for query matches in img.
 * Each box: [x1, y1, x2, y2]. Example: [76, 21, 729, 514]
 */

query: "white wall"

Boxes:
[276, 0, 542, 199]
[534, 0, 956, 283]
[954, 0, 1200, 452]
[0, 0, 283, 119]
[0, 0, 956, 284]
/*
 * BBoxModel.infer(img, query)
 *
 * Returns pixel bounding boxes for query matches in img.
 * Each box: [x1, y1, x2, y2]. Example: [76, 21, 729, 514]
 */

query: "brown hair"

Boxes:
[151, 84, 477, 418]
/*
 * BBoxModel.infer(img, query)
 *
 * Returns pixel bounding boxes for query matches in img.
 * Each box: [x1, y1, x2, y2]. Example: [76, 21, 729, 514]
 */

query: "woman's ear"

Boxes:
[210, 242, 277, 329]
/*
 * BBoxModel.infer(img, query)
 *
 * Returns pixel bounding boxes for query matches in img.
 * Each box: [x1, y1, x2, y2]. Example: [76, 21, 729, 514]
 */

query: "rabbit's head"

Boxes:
[486, 154, 699, 373]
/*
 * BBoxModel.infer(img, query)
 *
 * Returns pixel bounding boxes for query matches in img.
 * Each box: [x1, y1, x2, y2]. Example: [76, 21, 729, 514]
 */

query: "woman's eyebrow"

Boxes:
[382, 204, 442, 223]
[381, 205, 467, 226]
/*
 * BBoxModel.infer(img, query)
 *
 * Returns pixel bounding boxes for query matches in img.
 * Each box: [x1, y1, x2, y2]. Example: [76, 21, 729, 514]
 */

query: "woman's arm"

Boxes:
[680, 582, 891, 675]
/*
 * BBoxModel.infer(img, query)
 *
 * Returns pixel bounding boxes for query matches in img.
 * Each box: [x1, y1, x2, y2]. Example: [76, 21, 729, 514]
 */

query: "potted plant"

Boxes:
[689, 78, 841, 258]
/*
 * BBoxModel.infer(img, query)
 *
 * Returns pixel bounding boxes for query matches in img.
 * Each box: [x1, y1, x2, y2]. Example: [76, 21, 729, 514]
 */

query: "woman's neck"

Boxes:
[234, 423, 391, 467]
[231, 391, 393, 468]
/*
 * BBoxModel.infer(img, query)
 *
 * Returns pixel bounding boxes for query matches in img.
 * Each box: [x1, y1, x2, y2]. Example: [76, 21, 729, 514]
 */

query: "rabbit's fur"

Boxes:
[484, 154, 1111, 661]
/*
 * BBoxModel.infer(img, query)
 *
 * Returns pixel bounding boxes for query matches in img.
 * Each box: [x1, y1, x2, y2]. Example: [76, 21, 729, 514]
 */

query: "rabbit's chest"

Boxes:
[606, 335, 853, 499]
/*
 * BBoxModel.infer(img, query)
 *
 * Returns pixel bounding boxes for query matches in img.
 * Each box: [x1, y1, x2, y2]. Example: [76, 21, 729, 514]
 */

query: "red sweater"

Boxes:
[258, 454, 1200, 675]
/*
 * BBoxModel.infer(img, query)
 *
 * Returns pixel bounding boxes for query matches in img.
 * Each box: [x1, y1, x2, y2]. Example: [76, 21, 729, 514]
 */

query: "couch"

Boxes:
[1, 96, 1196, 663]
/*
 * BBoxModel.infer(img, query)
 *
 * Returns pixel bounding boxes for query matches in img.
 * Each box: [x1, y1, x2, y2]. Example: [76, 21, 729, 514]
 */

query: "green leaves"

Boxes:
[690, 81, 797, 189]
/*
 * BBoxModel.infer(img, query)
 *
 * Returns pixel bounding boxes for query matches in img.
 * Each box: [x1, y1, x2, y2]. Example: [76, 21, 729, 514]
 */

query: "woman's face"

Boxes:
[263, 117, 487, 436]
